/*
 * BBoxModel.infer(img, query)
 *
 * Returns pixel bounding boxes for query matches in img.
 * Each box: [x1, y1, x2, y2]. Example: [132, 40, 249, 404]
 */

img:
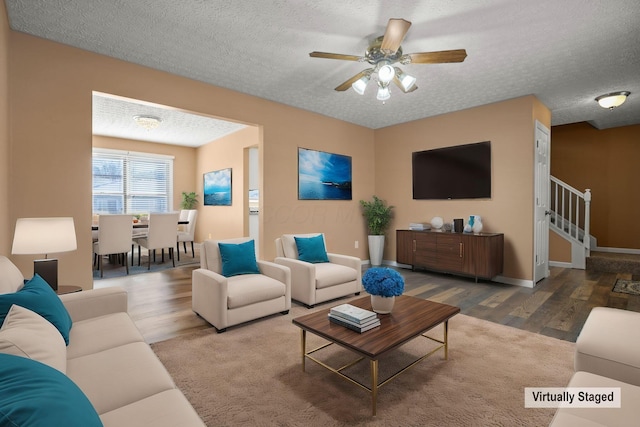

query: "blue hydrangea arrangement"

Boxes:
[362, 267, 405, 297]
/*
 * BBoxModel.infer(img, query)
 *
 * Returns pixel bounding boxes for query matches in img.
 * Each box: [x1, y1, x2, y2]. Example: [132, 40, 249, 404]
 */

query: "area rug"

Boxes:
[151, 303, 575, 426]
[612, 279, 640, 296]
[93, 251, 199, 280]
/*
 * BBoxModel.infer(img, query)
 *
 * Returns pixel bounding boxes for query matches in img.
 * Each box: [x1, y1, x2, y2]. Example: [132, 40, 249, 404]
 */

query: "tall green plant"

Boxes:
[180, 192, 198, 209]
[359, 195, 394, 236]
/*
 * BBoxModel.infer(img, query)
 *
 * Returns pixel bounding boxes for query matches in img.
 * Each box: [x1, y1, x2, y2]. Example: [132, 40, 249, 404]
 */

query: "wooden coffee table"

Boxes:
[292, 295, 460, 415]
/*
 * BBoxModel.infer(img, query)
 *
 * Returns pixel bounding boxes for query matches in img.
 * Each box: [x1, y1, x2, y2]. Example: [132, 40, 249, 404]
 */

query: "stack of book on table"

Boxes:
[328, 303, 381, 333]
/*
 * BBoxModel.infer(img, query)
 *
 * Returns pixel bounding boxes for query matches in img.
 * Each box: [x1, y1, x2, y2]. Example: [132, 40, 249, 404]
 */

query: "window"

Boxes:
[92, 148, 174, 214]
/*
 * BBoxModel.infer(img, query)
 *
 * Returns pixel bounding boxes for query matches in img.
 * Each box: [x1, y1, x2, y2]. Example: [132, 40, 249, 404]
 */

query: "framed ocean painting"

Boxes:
[298, 147, 352, 200]
[204, 168, 232, 206]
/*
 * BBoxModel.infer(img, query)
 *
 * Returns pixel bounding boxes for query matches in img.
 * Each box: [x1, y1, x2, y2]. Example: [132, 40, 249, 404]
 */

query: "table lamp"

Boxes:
[11, 217, 77, 291]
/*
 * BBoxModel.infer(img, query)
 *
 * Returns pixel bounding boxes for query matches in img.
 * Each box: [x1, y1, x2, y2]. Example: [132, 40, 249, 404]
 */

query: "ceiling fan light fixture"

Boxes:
[133, 115, 162, 130]
[376, 85, 390, 101]
[395, 68, 416, 91]
[377, 64, 395, 84]
[595, 91, 630, 109]
[352, 75, 370, 95]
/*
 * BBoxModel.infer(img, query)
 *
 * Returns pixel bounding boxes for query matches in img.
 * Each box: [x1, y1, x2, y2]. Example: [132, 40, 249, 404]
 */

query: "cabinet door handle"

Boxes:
[459, 242, 463, 258]
[413, 240, 416, 252]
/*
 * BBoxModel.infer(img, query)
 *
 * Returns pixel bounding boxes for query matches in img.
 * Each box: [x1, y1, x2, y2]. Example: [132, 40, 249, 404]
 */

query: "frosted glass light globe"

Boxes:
[378, 64, 395, 84]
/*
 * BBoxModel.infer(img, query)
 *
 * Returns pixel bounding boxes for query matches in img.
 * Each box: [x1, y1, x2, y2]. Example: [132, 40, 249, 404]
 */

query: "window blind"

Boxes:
[92, 149, 174, 214]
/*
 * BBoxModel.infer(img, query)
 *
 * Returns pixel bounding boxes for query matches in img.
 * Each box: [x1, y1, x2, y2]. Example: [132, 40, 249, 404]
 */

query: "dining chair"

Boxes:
[133, 212, 180, 270]
[93, 214, 134, 278]
[177, 209, 198, 260]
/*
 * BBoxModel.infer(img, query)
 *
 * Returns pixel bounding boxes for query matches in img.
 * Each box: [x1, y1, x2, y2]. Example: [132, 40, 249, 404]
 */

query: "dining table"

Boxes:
[91, 220, 189, 231]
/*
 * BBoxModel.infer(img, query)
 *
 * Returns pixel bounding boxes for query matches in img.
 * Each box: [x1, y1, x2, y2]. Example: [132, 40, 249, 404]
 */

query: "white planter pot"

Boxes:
[371, 295, 395, 314]
[368, 235, 385, 266]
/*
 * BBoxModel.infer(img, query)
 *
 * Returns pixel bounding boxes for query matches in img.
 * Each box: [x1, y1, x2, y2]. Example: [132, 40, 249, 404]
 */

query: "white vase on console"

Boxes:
[472, 215, 483, 234]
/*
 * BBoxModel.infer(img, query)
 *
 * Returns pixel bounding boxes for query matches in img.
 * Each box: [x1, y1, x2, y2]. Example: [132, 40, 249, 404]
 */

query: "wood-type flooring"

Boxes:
[94, 261, 640, 344]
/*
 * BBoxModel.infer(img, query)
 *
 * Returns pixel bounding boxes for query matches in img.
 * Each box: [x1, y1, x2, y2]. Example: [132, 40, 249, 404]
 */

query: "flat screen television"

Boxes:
[412, 141, 491, 200]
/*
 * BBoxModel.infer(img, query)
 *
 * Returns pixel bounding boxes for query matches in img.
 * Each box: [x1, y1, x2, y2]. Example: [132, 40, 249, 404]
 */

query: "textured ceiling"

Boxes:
[92, 93, 247, 147]
[6, 0, 640, 143]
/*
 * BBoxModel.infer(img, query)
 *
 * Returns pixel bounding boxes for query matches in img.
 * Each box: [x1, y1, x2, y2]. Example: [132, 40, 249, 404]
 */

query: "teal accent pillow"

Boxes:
[0, 274, 73, 345]
[218, 240, 261, 277]
[295, 235, 329, 263]
[0, 353, 103, 426]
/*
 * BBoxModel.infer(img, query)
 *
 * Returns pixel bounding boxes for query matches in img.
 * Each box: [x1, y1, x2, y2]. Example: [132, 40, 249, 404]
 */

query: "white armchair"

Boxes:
[274, 233, 361, 308]
[192, 238, 291, 332]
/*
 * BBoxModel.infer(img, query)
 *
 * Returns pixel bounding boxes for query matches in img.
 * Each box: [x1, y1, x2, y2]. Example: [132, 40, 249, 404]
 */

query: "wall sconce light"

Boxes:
[595, 91, 630, 109]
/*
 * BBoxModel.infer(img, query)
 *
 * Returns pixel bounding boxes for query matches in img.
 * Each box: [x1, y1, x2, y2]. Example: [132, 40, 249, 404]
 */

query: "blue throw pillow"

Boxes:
[0, 274, 73, 345]
[0, 353, 103, 427]
[218, 240, 261, 277]
[295, 234, 329, 263]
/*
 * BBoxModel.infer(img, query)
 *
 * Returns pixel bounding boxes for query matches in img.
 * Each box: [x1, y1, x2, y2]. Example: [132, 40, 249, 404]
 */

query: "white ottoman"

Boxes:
[575, 307, 640, 386]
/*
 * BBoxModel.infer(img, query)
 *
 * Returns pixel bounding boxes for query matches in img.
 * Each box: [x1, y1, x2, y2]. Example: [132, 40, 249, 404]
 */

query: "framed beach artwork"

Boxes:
[298, 147, 352, 200]
[204, 168, 232, 206]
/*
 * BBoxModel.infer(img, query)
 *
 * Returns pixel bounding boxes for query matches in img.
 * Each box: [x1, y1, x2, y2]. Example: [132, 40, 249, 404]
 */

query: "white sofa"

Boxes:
[549, 307, 640, 426]
[0, 256, 204, 426]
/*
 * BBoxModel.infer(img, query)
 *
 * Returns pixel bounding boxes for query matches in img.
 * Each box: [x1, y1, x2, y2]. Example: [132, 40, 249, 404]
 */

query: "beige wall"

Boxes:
[551, 123, 640, 250]
[261, 118, 375, 261]
[7, 30, 374, 287]
[0, 2, 9, 255]
[94, 130, 261, 248]
[4, 18, 555, 287]
[196, 126, 259, 242]
[375, 96, 551, 281]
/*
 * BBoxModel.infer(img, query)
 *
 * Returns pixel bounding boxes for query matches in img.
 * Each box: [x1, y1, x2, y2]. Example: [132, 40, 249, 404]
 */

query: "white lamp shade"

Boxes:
[399, 73, 417, 91]
[376, 85, 391, 101]
[352, 76, 369, 95]
[378, 64, 395, 84]
[12, 217, 77, 255]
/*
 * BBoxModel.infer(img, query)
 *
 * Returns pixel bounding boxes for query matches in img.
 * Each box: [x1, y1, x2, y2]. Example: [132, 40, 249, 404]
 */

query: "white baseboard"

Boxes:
[549, 261, 573, 269]
[382, 260, 410, 268]
[493, 275, 534, 288]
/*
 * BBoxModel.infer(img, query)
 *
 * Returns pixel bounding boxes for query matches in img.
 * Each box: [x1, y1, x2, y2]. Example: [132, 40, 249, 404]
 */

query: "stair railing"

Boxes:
[550, 176, 591, 253]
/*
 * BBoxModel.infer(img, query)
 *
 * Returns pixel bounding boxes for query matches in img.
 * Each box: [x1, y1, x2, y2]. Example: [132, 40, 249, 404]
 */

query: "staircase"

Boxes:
[549, 176, 640, 273]
[586, 251, 640, 275]
[549, 176, 592, 269]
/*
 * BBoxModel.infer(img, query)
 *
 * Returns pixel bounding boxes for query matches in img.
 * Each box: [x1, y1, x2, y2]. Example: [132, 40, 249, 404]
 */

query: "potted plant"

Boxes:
[362, 267, 405, 314]
[359, 195, 393, 266]
[180, 191, 198, 210]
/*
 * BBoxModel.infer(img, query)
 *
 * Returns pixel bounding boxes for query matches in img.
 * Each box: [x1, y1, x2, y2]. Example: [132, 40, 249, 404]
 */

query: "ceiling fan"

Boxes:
[309, 18, 467, 101]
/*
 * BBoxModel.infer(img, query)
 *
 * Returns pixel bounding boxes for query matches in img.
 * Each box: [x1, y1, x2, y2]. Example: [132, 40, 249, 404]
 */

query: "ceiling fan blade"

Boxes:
[406, 49, 468, 64]
[393, 76, 418, 93]
[309, 51, 363, 61]
[334, 70, 371, 91]
[380, 18, 412, 53]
